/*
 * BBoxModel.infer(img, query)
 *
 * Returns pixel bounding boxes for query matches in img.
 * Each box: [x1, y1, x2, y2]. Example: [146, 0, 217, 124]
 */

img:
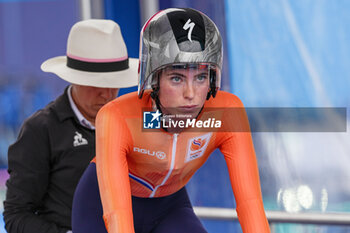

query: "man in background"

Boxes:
[3, 19, 138, 233]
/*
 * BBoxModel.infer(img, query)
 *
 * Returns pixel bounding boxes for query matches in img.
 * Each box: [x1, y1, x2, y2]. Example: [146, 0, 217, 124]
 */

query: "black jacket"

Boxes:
[4, 87, 95, 233]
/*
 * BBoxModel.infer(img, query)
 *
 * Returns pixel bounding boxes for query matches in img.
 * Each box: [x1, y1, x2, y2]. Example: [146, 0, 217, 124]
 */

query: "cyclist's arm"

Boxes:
[96, 104, 135, 233]
[219, 98, 270, 233]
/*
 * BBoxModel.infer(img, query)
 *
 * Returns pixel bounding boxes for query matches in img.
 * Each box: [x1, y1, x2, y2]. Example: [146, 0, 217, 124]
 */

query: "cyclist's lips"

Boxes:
[178, 105, 199, 111]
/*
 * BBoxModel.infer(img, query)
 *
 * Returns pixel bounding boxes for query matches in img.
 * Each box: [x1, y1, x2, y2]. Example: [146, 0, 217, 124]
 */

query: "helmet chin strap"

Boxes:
[150, 74, 163, 114]
[150, 85, 163, 114]
[206, 68, 217, 100]
[151, 85, 173, 132]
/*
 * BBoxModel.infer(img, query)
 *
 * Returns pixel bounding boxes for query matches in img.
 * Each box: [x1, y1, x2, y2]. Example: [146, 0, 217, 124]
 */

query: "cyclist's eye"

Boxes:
[171, 76, 182, 83]
[197, 74, 208, 81]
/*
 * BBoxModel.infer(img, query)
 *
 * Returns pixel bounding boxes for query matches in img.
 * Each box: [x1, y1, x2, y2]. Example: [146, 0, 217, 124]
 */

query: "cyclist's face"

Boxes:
[158, 67, 209, 116]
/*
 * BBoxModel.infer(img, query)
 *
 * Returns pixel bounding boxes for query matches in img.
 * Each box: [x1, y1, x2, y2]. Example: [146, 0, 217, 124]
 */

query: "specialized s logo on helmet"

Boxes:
[183, 18, 195, 42]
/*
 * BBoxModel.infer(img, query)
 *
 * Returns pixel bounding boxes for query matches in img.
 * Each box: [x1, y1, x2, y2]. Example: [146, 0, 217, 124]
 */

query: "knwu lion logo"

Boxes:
[190, 138, 207, 151]
[185, 133, 212, 162]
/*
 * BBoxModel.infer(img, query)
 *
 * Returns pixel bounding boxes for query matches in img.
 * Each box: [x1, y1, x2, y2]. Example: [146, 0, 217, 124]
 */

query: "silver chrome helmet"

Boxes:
[138, 8, 223, 99]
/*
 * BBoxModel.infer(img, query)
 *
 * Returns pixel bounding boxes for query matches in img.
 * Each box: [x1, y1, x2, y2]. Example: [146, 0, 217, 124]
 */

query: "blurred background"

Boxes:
[0, 0, 350, 232]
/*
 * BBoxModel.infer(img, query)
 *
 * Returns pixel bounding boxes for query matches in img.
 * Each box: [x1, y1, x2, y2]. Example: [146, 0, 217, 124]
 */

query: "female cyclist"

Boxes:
[72, 8, 270, 233]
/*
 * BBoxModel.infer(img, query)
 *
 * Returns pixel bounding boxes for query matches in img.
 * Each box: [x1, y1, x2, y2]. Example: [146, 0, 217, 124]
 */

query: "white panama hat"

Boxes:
[41, 19, 138, 88]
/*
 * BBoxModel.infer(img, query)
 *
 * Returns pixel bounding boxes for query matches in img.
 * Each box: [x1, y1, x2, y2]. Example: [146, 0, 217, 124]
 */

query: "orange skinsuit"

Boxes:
[96, 90, 270, 233]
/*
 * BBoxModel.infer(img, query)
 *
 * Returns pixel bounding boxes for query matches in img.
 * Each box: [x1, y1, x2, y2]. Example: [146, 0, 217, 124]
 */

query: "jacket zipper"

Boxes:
[149, 133, 178, 197]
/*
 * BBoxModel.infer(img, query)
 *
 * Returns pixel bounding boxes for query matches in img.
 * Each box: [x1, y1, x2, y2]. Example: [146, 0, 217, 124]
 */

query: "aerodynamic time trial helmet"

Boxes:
[138, 8, 223, 100]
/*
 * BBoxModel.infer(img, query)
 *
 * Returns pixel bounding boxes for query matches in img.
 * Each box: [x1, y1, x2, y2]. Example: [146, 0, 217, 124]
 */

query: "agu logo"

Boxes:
[143, 110, 162, 129]
[156, 151, 166, 160]
[185, 133, 212, 163]
[133, 147, 166, 160]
